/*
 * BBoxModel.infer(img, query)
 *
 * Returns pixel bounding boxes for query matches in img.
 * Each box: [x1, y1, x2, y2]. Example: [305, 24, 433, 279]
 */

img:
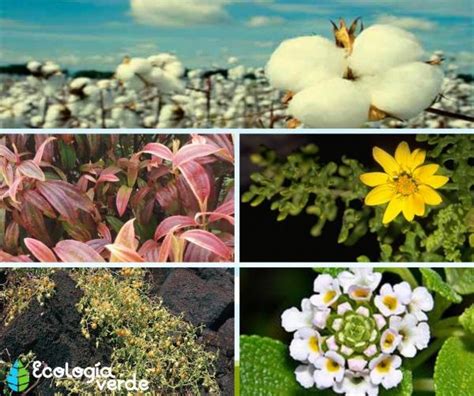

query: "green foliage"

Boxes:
[445, 268, 474, 295]
[434, 337, 474, 396]
[244, 135, 473, 261]
[420, 268, 462, 303]
[460, 305, 474, 334]
[240, 335, 325, 396]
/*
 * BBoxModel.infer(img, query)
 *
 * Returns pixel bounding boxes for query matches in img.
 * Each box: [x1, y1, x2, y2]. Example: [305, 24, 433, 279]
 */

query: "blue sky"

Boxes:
[1, 0, 473, 72]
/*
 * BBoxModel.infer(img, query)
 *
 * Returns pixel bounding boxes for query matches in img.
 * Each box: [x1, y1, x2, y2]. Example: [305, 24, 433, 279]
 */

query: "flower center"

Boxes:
[334, 311, 378, 352]
[383, 332, 395, 348]
[308, 336, 320, 353]
[376, 358, 392, 373]
[326, 359, 340, 373]
[382, 295, 398, 311]
[395, 174, 417, 196]
[324, 290, 337, 304]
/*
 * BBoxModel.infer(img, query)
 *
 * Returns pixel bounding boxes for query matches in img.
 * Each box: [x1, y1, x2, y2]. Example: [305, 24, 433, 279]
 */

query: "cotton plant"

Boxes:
[266, 19, 446, 128]
[281, 269, 433, 395]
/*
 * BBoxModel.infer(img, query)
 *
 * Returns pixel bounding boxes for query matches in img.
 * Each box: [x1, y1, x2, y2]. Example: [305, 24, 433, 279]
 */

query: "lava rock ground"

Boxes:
[0, 268, 234, 395]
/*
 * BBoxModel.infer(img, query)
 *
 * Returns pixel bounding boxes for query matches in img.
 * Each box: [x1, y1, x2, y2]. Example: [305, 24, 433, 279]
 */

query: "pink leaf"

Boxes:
[158, 232, 173, 262]
[97, 222, 112, 242]
[105, 244, 144, 262]
[141, 142, 173, 161]
[18, 160, 45, 181]
[154, 215, 197, 241]
[97, 174, 119, 183]
[33, 137, 56, 165]
[114, 218, 137, 250]
[209, 197, 234, 224]
[86, 238, 109, 254]
[54, 240, 105, 262]
[24, 190, 57, 218]
[178, 160, 211, 212]
[116, 185, 132, 217]
[37, 181, 77, 219]
[138, 239, 160, 262]
[181, 229, 232, 261]
[24, 238, 57, 262]
[0, 145, 17, 162]
[7, 176, 24, 204]
[173, 144, 222, 168]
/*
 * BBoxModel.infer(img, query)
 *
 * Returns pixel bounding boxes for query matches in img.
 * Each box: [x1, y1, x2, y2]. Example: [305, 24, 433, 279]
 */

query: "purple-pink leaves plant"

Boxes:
[0, 134, 234, 262]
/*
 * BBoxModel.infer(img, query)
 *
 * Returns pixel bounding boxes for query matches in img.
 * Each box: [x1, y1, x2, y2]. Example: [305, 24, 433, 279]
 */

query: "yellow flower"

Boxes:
[360, 141, 449, 224]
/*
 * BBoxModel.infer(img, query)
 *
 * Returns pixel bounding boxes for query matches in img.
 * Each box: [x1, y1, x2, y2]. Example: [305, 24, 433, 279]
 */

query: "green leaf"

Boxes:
[380, 369, 413, 396]
[58, 140, 77, 170]
[420, 268, 462, 303]
[312, 268, 346, 277]
[434, 337, 474, 396]
[6, 359, 30, 392]
[240, 335, 325, 396]
[460, 305, 474, 334]
[445, 268, 474, 295]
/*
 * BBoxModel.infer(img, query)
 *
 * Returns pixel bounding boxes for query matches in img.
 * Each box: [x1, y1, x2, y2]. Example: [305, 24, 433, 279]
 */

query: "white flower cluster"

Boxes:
[281, 269, 433, 395]
[266, 22, 445, 127]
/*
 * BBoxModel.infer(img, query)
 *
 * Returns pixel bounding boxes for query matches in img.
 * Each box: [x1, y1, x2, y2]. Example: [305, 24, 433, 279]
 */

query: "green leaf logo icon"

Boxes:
[6, 359, 30, 392]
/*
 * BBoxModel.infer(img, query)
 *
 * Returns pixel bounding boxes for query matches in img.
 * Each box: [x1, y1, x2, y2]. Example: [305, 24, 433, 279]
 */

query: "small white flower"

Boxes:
[408, 286, 434, 321]
[314, 351, 346, 389]
[374, 282, 411, 317]
[295, 364, 315, 389]
[338, 268, 382, 293]
[334, 371, 379, 396]
[380, 328, 402, 354]
[281, 298, 315, 332]
[310, 274, 341, 308]
[389, 314, 430, 357]
[369, 354, 403, 389]
[347, 356, 368, 372]
[290, 328, 323, 364]
[313, 307, 331, 329]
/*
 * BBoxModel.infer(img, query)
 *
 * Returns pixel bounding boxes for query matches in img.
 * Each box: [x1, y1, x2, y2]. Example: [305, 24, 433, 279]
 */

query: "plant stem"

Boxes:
[425, 107, 474, 122]
[380, 267, 418, 288]
[413, 378, 435, 393]
[432, 326, 466, 338]
[434, 316, 459, 328]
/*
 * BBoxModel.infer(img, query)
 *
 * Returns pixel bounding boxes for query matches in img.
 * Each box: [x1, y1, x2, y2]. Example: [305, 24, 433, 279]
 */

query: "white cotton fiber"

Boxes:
[27, 61, 42, 73]
[288, 78, 371, 128]
[128, 58, 152, 75]
[116, 63, 135, 81]
[70, 77, 91, 90]
[349, 25, 424, 77]
[265, 36, 347, 92]
[368, 62, 444, 119]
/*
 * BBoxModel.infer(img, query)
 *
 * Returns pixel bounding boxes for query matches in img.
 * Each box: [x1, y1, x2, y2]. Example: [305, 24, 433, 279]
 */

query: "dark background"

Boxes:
[240, 134, 432, 262]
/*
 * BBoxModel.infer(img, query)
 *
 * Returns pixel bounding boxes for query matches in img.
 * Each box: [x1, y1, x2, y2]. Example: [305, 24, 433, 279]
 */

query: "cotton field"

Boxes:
[0, 51, 472, 129]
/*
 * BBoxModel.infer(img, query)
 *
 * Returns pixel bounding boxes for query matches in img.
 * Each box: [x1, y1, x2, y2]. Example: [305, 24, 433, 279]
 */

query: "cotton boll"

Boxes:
[41, 61, 61, 77]
[116, 63, 135, 81]
[30, 115, 43, 127]
[70, 77, 91, 90]
[265, 36, 347, 92]
[229, 65, 246, 80]
[27, 61, 42, 73]
[129, 57, 152, 75]
[288, 78, 371, 128]
[350, 25, 424, 77]
[148, 54, 185, 78]
[368, 62, 444, 119]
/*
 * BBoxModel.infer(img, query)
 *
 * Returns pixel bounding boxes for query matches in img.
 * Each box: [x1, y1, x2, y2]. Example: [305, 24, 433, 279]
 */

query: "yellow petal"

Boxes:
[383, 196, 403, 224]
[413, 164, 439, 181]
[395, 141, 411, 168]
[402, 197, 415, 221]
[410, 149, 426, 170]
[365, 185, 396, 206]
[419, 185, 443, 205]
[411, 192, 426, 216]
[422, 175, 449, 189]
[373, 147, 400, 176]
[360, 172, 390, 187]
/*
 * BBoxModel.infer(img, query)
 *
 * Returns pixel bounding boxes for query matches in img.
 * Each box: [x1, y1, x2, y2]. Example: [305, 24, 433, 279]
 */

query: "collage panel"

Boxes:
[239, 267, 474, 396]
[0, 133, 235, 263]
[240, 133, 473, 263]
[0, 267, 235, 394]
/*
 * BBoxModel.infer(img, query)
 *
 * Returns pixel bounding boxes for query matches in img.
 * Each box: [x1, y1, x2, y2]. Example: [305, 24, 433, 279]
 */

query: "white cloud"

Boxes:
[130, 0, 230, 27]
[246, 15, 285, 27]
[375, 15, 436, 31]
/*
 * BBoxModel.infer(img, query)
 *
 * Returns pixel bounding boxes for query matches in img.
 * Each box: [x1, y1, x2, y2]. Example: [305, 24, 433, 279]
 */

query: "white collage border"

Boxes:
[0, 128, 472, 368]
